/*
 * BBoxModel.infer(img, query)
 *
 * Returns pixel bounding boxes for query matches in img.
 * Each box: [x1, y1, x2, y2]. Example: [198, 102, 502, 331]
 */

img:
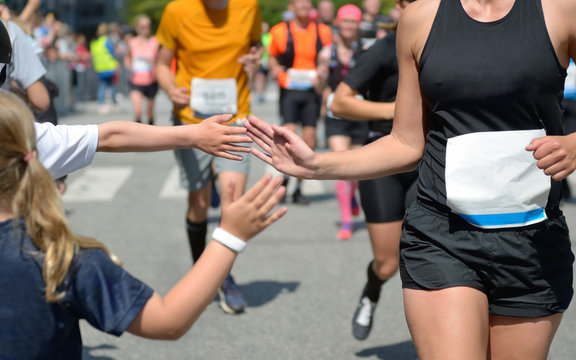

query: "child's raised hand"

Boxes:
[219, 174, 287, 241]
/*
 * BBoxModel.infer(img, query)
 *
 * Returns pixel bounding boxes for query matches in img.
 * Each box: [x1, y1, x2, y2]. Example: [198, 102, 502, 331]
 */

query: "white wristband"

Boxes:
[212, 227, 247, 253]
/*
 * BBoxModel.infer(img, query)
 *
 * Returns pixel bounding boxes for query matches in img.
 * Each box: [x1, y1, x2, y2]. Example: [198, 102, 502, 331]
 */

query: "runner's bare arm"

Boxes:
[156, 46, 189, 110]
[314, 46, 330, 95]
[331, 82, 395, 121]
[245, 4, 428, 181]
[268, 55, 285, 80]
[525, 0, 576, 181]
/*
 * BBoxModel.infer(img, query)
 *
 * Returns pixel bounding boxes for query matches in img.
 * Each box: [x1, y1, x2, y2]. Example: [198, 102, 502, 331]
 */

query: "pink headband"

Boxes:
[336, 4, 362, 22]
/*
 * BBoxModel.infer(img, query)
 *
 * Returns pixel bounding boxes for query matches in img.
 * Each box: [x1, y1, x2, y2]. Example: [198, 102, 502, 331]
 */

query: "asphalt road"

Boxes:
[59, 89, 576, 360]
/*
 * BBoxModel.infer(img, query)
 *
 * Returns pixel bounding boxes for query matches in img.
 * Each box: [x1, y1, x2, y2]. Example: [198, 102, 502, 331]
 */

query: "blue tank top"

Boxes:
[417, 0, 566, 220]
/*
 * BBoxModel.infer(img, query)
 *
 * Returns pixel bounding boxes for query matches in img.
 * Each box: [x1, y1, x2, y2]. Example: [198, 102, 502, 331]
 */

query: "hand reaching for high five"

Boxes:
[219, 174, 287, 241]
[244, 116, 318, 179]
[184, 114, 253, 160]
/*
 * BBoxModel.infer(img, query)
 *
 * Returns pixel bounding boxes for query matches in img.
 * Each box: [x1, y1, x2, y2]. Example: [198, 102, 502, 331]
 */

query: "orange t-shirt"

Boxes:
[269, 21, 332, 89]
[156, 0, 262, 124]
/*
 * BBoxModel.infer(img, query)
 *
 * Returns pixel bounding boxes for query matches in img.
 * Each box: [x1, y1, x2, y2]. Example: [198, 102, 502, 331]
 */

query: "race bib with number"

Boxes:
[286, 69, 316, 90]
[190, 78, 238, 119]
[445, 129, 550, 229]
[132, 57, 152, 73]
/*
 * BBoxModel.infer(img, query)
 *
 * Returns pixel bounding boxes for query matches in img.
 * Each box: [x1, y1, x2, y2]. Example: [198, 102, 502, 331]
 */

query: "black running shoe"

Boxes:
[352, 296, 376, 340]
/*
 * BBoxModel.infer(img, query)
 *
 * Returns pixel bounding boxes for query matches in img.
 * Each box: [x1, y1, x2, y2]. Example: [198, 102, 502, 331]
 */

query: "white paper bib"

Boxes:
[286, 69, 316, 90]
[445, 129, 550, 229]
[190, 78, 238, 119]
[132, 57, 152, 73]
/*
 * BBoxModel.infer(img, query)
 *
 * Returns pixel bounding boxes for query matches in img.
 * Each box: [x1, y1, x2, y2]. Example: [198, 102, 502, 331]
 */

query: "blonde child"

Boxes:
[0, 92, 286, 358]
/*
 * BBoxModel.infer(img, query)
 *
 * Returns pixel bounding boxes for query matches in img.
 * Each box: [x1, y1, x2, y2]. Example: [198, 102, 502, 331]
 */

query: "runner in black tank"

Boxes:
[331, 0, 417, 340]
[318, 4, 367, 240]
[245, 0, 576, 357]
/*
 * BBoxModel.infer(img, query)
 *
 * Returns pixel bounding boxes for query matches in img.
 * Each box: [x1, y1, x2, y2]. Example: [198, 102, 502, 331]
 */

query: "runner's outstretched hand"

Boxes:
[526, 133, 576, 181]
[186, 114, 252, 160]
[244, 115, 318, 179]
[220, 174, 287, 241]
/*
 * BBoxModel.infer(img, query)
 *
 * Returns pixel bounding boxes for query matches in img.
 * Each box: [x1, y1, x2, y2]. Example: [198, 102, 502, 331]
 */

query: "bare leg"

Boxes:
[489, 313, 563, 360]
[130, 90, 143, 122]
[369, 221, 402, 281]
[146, 96, 155, 125]
[404, 287, 490, 360]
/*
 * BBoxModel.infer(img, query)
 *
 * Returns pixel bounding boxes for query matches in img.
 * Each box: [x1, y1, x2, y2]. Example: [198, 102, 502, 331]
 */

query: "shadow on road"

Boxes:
[356, 340, 418, 359]
[219, 280, 300, 308]
[82, 344, 117, 360]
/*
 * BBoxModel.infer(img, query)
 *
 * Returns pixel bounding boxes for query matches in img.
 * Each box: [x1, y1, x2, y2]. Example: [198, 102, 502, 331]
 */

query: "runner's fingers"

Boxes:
[247, 130, 272, 153]
[250, 147, 273, 165]
[245, 123, 274, 146]
[536, 153, 564, 171]
[246, 115, 275, 138]
[552, 169, 574, 181]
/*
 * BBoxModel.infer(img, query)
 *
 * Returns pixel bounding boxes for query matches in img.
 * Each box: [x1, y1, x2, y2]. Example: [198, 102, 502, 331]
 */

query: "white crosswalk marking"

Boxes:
[63, 167, 133, 202]
[61, 164, 329, 202]
[159, 166, 188, 199]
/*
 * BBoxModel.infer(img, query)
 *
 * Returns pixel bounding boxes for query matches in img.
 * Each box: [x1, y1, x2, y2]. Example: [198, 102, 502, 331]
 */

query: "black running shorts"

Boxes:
[359, 170, 418, 223]
[399, 200, 574, 318]
[129, 81, 159, 99]
[324, 116, 369, 145]
[279, 88, 320, 127]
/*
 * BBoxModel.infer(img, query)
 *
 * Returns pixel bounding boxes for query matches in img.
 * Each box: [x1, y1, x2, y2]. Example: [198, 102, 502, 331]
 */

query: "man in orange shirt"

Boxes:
[269, 0, 332, 204]
[156, 0, 262, 315]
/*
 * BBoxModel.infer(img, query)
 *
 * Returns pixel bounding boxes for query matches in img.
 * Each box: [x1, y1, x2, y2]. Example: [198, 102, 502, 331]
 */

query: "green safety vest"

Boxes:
[90, 36, 118, 73]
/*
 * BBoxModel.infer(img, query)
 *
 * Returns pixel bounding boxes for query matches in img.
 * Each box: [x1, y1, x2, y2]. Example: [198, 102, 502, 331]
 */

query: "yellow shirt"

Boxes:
[156, 0, 262, 124]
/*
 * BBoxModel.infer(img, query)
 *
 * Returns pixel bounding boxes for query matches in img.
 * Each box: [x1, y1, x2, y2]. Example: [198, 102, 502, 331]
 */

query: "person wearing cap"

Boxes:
[268, 0, 332, 205]
[316, 4, 367, 240]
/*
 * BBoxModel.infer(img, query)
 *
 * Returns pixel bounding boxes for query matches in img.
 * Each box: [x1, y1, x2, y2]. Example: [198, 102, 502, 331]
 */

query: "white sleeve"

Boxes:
[35, 122, 99, 179]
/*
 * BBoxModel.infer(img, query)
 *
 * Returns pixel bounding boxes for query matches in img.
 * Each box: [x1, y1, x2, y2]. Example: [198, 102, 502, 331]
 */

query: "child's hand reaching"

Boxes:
[219, 174, 287, 242]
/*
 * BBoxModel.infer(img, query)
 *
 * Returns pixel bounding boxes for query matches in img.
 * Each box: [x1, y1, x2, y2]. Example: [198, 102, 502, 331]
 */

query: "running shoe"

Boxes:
[218, 274, 246, 314]
[338, 222, 353, 240]
[351, 195, 360, 216]
[292, 189, 311, 205]
[352, 296, 376, 340]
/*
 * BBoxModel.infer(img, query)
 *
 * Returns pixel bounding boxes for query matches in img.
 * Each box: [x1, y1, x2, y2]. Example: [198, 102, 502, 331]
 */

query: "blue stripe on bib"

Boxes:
[456, 208, 547, 228]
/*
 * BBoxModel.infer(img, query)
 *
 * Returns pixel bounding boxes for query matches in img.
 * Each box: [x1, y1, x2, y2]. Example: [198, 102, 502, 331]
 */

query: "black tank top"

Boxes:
[417, 0, 566, 208]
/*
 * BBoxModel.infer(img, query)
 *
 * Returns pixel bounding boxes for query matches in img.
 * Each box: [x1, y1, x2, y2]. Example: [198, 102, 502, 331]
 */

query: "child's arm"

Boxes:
[126, 175, 287, 339]
[96, 116, 253, 160]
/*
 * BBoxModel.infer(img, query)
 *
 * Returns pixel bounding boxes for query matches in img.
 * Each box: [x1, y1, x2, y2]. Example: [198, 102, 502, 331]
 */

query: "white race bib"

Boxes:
[445, 129, 550, 229]
[190, 78, 238, 119]
[286, 69, 316, 90]
[132, 57, 151, 73]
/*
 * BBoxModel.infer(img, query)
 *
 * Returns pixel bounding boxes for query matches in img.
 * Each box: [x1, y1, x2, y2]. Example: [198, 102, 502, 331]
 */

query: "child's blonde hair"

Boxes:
[0, 91, 119, 302]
